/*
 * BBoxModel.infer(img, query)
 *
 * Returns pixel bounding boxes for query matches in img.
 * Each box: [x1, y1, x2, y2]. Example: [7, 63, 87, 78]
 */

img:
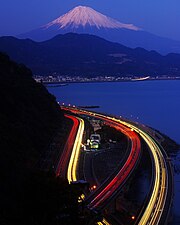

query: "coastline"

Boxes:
[41, 77, 180, 85]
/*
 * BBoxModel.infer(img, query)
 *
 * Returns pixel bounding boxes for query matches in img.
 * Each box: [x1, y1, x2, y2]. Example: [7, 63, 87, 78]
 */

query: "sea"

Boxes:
[47, 80, 180, 224]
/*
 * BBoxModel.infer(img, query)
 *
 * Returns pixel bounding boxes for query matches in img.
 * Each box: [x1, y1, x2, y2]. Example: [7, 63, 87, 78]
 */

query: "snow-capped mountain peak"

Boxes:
[44, 6, 140, 31]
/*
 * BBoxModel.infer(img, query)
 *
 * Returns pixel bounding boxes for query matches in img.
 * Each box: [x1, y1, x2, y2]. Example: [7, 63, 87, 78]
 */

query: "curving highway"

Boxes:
[62, 106, 172, 225]
[87, 120, 141, 210]
[62, 107, 141, 211]
[56, 114, 79, 178]
[56, 114, 85, 183]
[67, 116, 84, 183]
[116, 119, 168, 225]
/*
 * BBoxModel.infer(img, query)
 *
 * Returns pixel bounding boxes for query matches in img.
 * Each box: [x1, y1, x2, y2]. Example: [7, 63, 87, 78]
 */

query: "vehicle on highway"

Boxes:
[90, 134, 101, 149]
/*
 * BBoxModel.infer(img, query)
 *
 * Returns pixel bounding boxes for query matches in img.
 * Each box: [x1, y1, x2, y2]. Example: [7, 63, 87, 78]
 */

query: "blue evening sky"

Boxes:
[0, 0, 179, 41]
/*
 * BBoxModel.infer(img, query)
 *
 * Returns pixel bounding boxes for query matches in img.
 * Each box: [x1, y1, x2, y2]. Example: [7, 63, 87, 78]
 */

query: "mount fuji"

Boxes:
[18, 6, 180, 54]
[45, 6, 139, 31]
[19, 6, 139, 40]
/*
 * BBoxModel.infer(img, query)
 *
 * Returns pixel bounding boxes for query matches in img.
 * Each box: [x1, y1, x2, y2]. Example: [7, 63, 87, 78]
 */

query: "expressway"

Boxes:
[62, 107, 141, 210]
[86, 120, 141, 210]
[67, 115, 84, 183]
[116, 120, 168, 225]
[56, 114, 85, 183]
[62, 106, 172, 225]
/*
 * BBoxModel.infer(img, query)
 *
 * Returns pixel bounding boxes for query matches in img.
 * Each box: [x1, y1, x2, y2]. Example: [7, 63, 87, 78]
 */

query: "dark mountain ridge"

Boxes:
[1, 33, 180, 76]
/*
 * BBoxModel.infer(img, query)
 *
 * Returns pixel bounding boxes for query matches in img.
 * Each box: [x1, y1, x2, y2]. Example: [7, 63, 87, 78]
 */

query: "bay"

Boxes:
[47, 80, 180, 144]
[47, 79, 180, 223]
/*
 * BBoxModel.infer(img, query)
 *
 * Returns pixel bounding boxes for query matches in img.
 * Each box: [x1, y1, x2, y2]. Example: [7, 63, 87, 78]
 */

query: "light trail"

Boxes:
[62, 106, 169, 224]
[97, 218, 111, 225]
[56, 114, 79, 177]
[87, 125, 141, 209]
[67, 116, 84, 183]
[56, 114, 85, 184]
[102, 218, 111, 225]
[62, 106, 141, 210]
[112, 119, 168, 225]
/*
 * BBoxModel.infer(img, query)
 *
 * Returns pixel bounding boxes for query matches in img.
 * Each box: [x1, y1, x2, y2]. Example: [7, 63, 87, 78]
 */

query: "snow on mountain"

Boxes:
[44, 6, 140, 31]
[17, 5, 180, 54]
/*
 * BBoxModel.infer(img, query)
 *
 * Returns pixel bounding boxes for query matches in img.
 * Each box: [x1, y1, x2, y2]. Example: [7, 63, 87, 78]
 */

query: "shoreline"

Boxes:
[42, 77, 180, 85]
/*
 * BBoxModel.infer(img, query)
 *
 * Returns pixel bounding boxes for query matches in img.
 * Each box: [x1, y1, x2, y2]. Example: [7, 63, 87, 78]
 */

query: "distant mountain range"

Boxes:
[1, 33, 180, 76]
[18, 5, 180, 54]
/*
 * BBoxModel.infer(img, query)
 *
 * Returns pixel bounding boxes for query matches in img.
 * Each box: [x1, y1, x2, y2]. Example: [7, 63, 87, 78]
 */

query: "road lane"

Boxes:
[67, 116, 84, 183]
[56, 114, 79, 178]
[56, 114, 85, 184]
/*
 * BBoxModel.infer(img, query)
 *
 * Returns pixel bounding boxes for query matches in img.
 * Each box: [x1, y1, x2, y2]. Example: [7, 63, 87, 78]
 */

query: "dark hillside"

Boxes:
[0, 52, 63, 169]
[0, 53, 79, 225]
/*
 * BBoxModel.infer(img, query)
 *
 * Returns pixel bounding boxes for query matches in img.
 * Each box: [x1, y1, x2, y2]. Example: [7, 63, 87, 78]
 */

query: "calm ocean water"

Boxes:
[47, 80, 180, 223]
[47, 80, 180, 144]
